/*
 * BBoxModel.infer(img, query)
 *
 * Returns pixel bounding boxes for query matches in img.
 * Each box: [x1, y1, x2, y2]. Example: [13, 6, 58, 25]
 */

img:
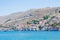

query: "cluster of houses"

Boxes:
[11, 13, 60, 31]
[0, 14, 60, 31]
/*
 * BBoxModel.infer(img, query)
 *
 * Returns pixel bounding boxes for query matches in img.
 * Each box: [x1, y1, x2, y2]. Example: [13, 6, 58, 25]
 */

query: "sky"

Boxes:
[0, 0, 60, 16]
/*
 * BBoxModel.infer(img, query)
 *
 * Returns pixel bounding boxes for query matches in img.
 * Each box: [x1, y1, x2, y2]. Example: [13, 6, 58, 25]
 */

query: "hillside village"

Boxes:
[0, 7, 60, 31]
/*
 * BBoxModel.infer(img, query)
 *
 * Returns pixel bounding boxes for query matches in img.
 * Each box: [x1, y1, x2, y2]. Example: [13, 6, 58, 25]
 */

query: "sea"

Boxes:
[0, 31, 60, 40]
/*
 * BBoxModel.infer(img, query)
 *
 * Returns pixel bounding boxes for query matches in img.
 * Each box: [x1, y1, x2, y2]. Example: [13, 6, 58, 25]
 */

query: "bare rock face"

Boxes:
[0, 7, 60, 31]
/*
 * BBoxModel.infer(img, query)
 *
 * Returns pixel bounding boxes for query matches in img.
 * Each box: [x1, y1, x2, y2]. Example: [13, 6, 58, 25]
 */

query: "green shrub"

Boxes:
[51, 23, 57, 27]
[31, 20, 39, 24]
[38, 26, 42, 30]
[51, 16, 55, 19]
[27, 22, 31, 24]
[43, 15, 49, 20]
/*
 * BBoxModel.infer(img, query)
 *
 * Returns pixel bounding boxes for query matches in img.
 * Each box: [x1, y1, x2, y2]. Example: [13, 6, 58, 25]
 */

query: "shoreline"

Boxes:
[0, 30, 60, 32]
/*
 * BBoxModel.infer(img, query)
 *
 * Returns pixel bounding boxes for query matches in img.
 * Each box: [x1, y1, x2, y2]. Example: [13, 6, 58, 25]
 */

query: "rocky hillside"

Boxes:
[0, 7, 60, 31]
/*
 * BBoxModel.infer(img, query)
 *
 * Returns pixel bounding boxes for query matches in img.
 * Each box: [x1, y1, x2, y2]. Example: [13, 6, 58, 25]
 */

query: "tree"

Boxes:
[11, 26, 17, 30]
[31, 20, 39, 24]
[27, 22, 31, 24]
[38, 26, 42, 30]
[51, 16, 55, 19]
[51, 23, 57, 28]
[43, 15, 49, 20]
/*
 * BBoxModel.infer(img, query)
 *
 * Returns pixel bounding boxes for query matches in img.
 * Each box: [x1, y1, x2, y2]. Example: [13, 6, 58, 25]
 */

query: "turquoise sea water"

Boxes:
[0, 31, 60, 40]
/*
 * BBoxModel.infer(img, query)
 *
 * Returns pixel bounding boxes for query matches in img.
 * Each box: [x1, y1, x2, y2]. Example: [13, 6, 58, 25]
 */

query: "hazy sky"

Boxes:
[0, 0, 60, 16]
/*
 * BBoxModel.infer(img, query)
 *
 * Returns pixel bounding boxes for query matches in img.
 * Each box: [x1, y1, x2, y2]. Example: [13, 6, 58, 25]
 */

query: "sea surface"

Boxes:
[0, 31, 60, 40]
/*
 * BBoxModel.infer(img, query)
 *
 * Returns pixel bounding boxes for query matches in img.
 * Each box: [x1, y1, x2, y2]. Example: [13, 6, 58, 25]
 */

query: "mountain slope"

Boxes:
[0, 7, 60, 30]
